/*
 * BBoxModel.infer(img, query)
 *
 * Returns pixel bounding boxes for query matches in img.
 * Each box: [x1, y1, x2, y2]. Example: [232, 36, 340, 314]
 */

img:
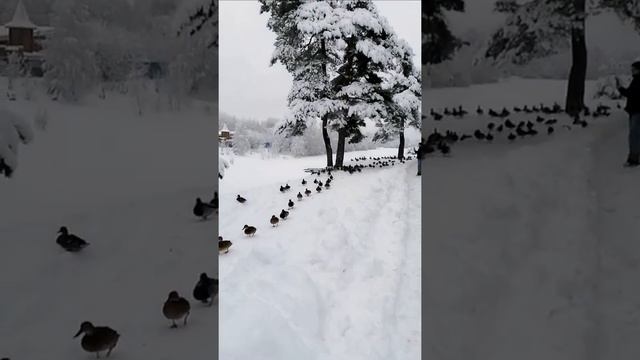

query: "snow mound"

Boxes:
[0, 108, 34, 176]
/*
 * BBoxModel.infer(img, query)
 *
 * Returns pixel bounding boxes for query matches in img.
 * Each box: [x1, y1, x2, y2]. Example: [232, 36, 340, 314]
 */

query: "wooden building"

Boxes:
[218, 124, 234, 146]
[0, 0, 53, 75]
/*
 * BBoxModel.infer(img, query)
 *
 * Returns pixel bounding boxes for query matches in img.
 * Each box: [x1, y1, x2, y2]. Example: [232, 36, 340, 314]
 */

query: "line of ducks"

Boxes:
[220, 173, 337, 254]
[424, 104, 614, 156]
[220, 155, 414, 255]
[428, 102, 613, 122]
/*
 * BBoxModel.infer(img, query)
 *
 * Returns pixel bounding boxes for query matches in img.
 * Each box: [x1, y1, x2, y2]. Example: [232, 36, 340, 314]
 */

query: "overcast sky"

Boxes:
[219, 0, 421, 121]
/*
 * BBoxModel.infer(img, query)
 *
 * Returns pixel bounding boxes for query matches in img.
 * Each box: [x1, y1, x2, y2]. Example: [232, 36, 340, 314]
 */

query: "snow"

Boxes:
[219, 148, 421, 359]
[0, 81, 216, 359]
[423, 77, 640, 360]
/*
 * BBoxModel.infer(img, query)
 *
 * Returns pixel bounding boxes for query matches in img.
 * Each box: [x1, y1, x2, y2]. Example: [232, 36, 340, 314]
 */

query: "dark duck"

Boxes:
[193, 272, 217, 306]
[193, 198, 215, 220]
[56, 226, 89, 252]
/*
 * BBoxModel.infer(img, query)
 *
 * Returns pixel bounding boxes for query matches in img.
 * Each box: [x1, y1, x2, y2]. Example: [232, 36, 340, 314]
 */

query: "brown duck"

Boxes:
[242, 225, 257, 236]
[73, 321, 119, 358]
[270, 215, 279, 227]
[218, 236, 232, 253]
[163, 291, 191, 328]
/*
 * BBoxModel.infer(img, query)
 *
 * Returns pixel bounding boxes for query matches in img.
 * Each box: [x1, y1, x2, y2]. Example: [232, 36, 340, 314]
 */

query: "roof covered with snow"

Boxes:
[4, 0, 36, 29]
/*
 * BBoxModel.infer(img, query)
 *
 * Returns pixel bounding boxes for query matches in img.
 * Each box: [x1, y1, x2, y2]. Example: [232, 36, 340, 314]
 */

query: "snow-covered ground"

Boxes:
[0, 84, 217, 359]
[423, 77, 640, 360]
[219, 148, 422, 360]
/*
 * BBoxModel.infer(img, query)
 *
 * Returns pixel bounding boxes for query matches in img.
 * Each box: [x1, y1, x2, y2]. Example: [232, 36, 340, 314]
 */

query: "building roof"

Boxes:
[4, 0, 36, 29]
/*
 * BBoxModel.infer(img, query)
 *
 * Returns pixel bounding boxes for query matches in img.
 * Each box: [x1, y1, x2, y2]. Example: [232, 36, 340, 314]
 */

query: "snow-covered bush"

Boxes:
[0, 108, 34, 177]
[593, 74, 627, 100]
[219, 150, 231, 179]
[233, 136, 251, 155]
[43, 35, 98, 101]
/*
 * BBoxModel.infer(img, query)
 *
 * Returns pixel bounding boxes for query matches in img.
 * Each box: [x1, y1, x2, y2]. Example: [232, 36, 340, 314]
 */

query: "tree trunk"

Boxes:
[398, 130, 405, 160]
[320, 39, 334, 168]
[335, 129, 346, 168]
[322, 115, 333, 168]
[565, 0, 587, 116]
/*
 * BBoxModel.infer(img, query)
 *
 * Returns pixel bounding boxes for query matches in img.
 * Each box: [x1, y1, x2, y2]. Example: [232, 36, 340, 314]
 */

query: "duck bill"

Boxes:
[73, 329, 83, 338]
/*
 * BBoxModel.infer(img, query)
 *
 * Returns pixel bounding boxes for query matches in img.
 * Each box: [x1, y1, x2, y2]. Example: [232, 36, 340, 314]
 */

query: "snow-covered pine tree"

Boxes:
[178, 0, 218, 49]
[597, 0, 640, 30]
[422, 0, 466, 65]
[330, 0, 399, 167]
[43, 0, 100, 101]
[258, 0, 344, 167]
[486, 0, 639, 115]
[373, 40, 421, 160]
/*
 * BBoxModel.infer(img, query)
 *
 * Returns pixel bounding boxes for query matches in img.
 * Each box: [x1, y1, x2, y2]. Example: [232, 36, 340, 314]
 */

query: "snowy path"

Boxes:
[423, 107, 640, 360]
[590, 115, 640, 360]
[218, 149, 421, 360]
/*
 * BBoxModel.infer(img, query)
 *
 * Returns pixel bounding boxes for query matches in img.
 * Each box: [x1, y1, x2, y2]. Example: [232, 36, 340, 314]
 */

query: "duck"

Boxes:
[193, 273, 217, 306]
[270, 215, 279, 227]
[302, 179, 307, 185]
[280, 209, 289, 220]
[73, 321, 119, 358]
[280, 185, 286, 192]
[324, 182, 330, 189]
[56, 226, 89, 252]
[316, 186, 322, 193]
[305, 188, 312, 196]
[297, 192, 303, 200]
[236, 195, 246, 203]
[284, 183, 291, 190]
[163, 291, 191, 328]
[288, 199, 294, 208]
[193, 198, 215, 220]
[242, 225, 257, 236]
[218, 237, 232, 253]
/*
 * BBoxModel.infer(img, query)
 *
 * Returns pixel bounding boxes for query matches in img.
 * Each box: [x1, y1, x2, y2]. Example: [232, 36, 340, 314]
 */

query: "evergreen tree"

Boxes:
[422, 0, 466, 65]
[177, 0, 218, 49]
[330, 0, 399, 167]
[373, 41, 421, 160]
[259, 0, 343, 167]
[486, 0, 639, 116]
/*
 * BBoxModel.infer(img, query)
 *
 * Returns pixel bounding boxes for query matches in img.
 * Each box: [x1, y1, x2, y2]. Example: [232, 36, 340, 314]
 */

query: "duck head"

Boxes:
[200, 273, 209, 281]
[168, 291, 180, 300]
[58, 226, 69, 235]
[74, 321, 94, 338]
